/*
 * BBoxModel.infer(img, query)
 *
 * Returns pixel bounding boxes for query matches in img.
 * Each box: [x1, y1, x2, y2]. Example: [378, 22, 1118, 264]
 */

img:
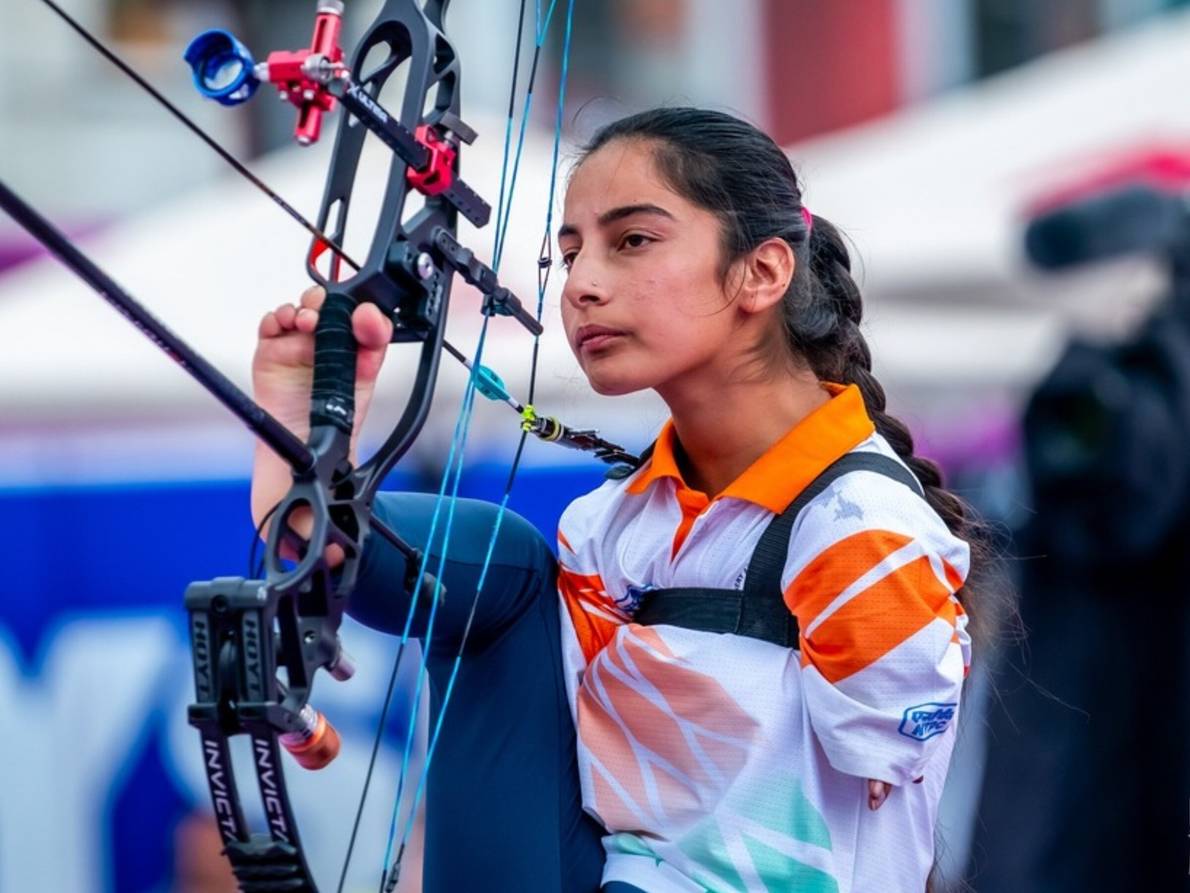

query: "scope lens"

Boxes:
[202, 55, 245, 92]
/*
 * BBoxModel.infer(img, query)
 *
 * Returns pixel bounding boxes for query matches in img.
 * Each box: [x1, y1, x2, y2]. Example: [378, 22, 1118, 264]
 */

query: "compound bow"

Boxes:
[1, 1, 636, 889]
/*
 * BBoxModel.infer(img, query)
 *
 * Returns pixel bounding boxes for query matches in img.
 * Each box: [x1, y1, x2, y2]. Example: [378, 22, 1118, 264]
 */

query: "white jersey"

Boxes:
[556, 383, 972, 893]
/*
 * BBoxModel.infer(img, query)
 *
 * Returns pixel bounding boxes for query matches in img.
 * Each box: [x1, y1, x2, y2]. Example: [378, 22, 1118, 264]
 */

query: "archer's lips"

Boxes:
[575, 324, 628, 354]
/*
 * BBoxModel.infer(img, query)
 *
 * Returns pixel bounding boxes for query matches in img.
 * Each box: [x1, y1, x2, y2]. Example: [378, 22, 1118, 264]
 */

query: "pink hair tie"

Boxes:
[800, 206, 813, 234]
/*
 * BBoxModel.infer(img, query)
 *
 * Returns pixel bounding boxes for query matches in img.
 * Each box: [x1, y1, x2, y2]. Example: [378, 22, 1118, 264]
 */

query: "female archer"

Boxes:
[252, 108, 984, 893]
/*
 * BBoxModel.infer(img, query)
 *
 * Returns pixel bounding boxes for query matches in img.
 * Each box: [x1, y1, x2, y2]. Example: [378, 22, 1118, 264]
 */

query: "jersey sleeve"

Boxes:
[556, 485, 632, 698]
[782, 468, 972, 786]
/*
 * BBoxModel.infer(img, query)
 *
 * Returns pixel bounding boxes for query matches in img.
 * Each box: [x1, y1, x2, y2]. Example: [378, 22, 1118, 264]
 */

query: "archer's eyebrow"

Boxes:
[557, 203, 676, 240]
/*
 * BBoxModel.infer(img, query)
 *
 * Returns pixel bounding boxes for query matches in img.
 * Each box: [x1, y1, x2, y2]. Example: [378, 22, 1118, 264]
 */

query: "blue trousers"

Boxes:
[351, 494, 645, 892]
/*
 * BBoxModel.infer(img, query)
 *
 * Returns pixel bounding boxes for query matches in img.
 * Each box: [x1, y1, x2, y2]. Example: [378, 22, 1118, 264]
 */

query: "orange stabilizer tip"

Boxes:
[281, 711, 341, 771]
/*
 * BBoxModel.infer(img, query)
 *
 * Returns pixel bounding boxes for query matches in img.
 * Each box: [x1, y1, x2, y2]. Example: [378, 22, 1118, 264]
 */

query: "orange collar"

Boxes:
[626, 383, 876, 514]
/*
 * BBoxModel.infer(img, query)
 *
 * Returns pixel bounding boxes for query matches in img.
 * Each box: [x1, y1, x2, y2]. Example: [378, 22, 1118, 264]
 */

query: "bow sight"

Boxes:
[185, 0, 346, 143]
[184, 29, 263, 107]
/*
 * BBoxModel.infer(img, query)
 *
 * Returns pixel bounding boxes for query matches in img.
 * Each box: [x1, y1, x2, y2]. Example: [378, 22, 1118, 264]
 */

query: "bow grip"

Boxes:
[310, 289, 358, 434]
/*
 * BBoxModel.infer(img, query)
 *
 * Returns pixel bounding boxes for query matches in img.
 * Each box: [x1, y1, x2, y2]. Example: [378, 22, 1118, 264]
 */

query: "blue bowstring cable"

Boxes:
[537, 1, 560, 44]
[339, 0, 535, 884]
[388, 0, 577, 866]
[491, 0, 529, 270]
[378, 319, 491, 878]
[492, 0, 562, 270]
[492, 88, 537, 269]
[374, 2, 546, 873]
[532, 0, 575, 333]
[392, 487, 511, 853]
[373, 345, 483, 865]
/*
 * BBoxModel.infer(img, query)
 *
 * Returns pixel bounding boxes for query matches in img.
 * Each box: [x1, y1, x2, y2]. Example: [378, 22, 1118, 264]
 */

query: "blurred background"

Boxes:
[3, 0, 1189, 890]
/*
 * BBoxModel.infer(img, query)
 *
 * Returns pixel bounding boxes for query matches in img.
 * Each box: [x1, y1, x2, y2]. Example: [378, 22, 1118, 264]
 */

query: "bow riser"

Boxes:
[305, 1, 480, 498]
[183, 3, 484, 887]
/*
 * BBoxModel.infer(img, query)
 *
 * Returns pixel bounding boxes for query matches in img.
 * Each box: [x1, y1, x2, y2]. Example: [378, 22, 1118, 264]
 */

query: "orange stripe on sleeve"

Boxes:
[936, 595, 957, 630]
[558, 567, 621, 663]
[798, 553, 954, 683]
[784, 529, 915, 630]
[558, 530, 575, 554]
[942, 558, 964, 593]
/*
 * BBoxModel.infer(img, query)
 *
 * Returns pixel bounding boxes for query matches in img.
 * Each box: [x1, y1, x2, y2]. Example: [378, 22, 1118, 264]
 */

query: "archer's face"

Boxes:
[558, 139, 741, 400]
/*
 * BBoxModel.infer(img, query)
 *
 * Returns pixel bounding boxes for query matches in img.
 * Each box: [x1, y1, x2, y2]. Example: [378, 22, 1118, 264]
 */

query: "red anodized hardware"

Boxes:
[263, 0, 346, 145]
[406, 124, 457, 196]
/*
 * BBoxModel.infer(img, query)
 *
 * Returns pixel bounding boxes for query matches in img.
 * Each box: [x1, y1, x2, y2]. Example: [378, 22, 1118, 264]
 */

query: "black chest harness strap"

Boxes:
[632, 452, 925, 649]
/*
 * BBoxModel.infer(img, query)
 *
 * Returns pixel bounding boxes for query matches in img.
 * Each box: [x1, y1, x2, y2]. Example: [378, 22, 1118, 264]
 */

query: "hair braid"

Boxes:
[791, 215, 998, 646]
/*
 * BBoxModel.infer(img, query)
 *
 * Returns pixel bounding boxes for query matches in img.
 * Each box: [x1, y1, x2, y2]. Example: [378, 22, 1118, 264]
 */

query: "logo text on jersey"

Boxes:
[899, 702, 956, 741]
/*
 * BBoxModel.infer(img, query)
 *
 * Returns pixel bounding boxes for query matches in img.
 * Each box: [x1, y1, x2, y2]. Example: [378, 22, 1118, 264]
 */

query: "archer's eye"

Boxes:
[619, 232, 653, 251]
[559, 250, 578, 271]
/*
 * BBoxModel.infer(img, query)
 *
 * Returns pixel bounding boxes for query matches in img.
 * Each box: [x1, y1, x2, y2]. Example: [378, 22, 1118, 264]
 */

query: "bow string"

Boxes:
[377, 4, 577, 888]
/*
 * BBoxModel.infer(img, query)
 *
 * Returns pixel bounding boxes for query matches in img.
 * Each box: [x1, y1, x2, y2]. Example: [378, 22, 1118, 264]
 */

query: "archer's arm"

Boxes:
[784, 475, 972, 788]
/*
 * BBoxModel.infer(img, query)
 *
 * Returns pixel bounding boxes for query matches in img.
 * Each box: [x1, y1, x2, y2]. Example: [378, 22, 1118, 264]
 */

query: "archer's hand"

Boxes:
[251, 285, 393, 532]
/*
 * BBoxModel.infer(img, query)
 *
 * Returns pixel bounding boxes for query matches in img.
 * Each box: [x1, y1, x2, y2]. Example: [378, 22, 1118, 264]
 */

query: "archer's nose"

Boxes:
[561, 258, 610, 307]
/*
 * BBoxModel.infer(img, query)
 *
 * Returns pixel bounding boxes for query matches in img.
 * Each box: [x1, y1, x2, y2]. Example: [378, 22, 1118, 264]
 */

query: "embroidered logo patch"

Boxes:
[899, 703, 956, 741]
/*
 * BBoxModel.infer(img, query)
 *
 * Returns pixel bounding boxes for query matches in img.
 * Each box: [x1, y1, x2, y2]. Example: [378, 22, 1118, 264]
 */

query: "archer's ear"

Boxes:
[737, 237, 795, 316]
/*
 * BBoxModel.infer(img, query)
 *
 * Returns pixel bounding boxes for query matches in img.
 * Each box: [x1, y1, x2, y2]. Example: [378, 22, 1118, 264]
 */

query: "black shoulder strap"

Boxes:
[634, 451, 924, 649]
[742, 451, 922, 607]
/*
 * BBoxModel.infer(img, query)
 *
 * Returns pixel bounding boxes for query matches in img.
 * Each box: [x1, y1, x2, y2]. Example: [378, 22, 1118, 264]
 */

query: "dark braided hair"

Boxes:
[581, 107, 1000, 652]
